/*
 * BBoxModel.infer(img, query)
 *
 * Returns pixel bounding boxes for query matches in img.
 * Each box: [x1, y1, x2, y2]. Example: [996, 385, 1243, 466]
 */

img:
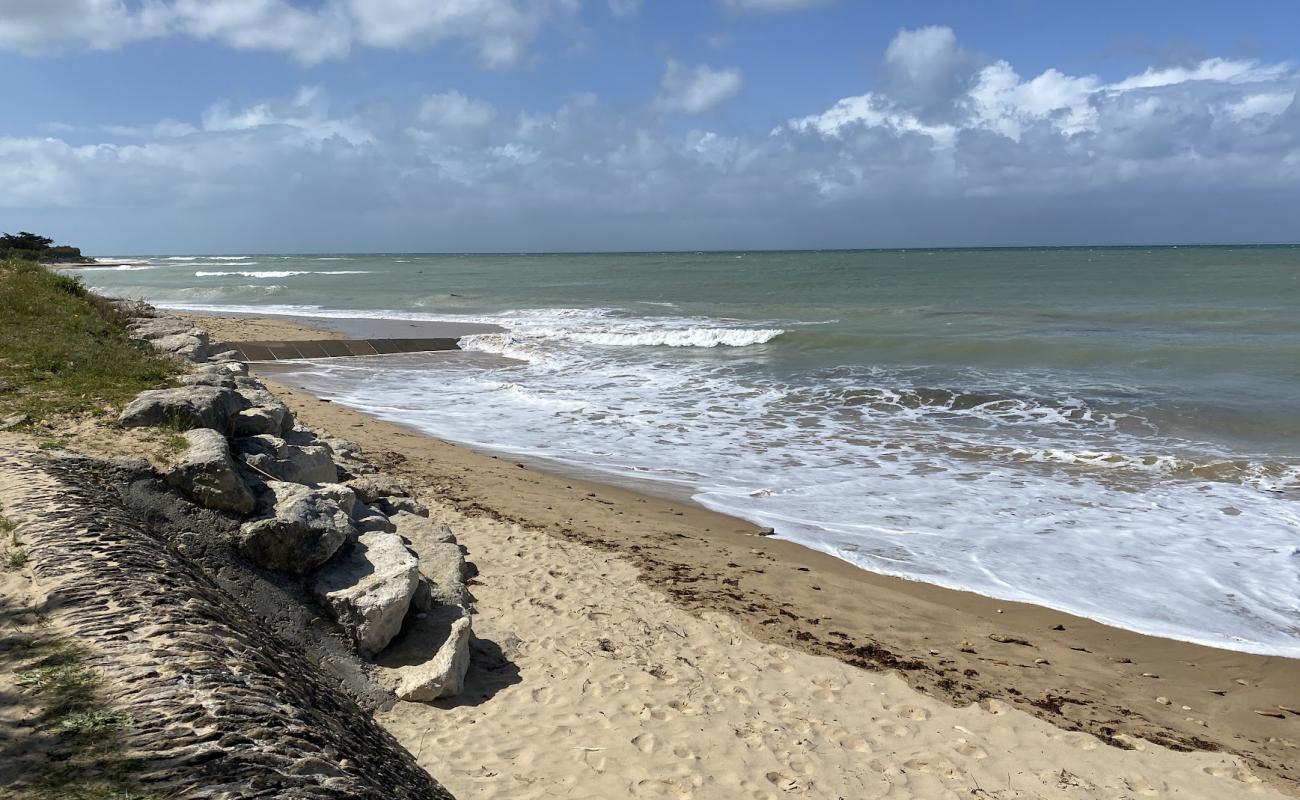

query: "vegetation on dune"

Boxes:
[7, 639, 157, 800]
[0, 259, 178, 423]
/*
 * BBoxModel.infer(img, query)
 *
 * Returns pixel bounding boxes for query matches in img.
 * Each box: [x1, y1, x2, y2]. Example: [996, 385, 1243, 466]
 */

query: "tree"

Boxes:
[0, 231, 54, 252]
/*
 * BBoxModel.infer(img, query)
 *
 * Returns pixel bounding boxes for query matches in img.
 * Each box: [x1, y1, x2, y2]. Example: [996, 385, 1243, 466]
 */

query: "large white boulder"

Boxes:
[118, 386, 242, 431]
[165, 428, 255, 514]
[233, 434, 338, 485]
[236, 481, 356, 573]
[393, 615, 473, 701]
[312, 532, 420, 658]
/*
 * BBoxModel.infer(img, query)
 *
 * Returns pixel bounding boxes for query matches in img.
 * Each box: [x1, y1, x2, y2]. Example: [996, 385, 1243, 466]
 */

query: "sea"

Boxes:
[78, 247, 1300, 657]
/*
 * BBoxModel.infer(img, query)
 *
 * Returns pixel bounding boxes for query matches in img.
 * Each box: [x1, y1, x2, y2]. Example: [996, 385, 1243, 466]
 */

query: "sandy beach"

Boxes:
[184, 311, 1300, 798]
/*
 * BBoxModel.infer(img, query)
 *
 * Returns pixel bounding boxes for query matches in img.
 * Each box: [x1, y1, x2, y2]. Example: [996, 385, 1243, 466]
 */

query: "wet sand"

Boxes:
[186, 311, 1300, 795]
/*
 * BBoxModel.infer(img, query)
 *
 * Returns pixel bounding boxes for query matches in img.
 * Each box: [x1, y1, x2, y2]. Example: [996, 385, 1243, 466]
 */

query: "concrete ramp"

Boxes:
[223, 338, 461, 361]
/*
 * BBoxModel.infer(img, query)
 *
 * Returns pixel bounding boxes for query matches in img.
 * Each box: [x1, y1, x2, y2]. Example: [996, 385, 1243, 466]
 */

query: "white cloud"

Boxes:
[608, 0, 641, 17]
[416, 91, 497, 129]
[5, 29, 1300, 251]
[0, 0, 574, 66]
[200, 88, 374, 145]
[654, 60, 743, 114]
[1108, 57, 1293, 92]
[720, 0, 835, 11]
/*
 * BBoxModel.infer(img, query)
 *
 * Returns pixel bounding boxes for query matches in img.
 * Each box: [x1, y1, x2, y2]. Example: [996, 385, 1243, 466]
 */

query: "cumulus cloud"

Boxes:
[654, 60, 744, 113]
[0, 0, 573, 66]
[782, 26, 1300, 201]
[5, 27, 1300, 251]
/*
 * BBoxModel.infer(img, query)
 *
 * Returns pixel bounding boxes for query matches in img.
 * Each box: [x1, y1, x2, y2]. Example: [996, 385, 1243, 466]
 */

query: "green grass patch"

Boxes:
[0, 259, 177, 421]
[4, 547, 28, 570]
[11, 641, 158, 800]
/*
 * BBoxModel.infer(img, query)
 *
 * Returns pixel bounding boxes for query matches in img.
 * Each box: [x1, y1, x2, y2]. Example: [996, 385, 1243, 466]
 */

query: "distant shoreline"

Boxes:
[46, 241, 1300, 262]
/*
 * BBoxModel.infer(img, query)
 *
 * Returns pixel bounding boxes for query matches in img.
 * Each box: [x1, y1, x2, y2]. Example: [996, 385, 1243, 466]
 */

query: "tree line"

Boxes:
[1, 231, 86, 263]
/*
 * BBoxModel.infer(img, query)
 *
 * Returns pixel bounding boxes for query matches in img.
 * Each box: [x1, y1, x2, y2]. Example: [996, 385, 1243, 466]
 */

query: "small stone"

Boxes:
[1156, 696, 1171, 705]
[1141, 672, 1159, 678]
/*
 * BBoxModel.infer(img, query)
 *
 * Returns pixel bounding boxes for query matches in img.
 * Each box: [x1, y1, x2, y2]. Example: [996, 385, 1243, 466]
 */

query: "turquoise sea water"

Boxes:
[81, 247, 1300, 655]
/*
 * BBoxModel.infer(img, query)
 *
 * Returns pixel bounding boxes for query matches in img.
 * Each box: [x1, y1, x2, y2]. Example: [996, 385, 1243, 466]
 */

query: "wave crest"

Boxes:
[570, 327, 783, 348]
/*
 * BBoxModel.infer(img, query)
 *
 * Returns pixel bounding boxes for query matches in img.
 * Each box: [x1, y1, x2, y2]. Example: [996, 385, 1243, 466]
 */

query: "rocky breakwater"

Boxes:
[114, 301, 481, 701]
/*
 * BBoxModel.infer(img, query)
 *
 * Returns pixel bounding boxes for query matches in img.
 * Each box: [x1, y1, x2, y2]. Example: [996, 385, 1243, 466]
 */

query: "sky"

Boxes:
[1, 0, 1298, 254]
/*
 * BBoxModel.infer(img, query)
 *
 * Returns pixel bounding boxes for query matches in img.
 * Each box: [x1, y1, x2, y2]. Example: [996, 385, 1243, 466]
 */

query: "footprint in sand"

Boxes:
[764, 771, 802, 792]
[884, 704, 931, 721]
[632, 732, 657, 753]
[1203, 763, 1262, 784]
[639, 706, 672, 721]
[530, 686, 554, 704]
[667, 698, 702, 715]
[953, 739, 988, 759]
[835, 734, 872, 753]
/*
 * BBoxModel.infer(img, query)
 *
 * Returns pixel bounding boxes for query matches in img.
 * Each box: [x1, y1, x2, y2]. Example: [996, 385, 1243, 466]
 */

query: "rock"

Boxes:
[207, 349, 241, 363]
[165, 428, 256, 514]
[410, 577, 435, 612]
[391, 512, 456, 545]
[421, 542, 472, 608]
[118, 386, 242, 431]
[109, 298, 157, 318]
[177, 372, 237, 389]
[321, 437, 364, 459]
[346, 474, 408, 504]
[233, 406, 287, 436]
[312, 532, 420, 657]
[237, 481, 356, 573]
[193, 361, 248, 377]
[233, 434, 338, 484]
[375, 496, 429, 518]
[1, 413, 30, 431]
[394, 615, 473, 701]
[129, 317, 195, 340]
[230, 385, 295, 437]
[153, 331, 209, 363]
[352, 502, 397, 534]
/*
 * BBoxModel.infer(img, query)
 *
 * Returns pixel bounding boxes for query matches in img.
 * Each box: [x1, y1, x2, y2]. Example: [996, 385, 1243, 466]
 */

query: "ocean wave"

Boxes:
[568, 327, 783, 348]
[194, 270, 370, 278]
[168, 284, 289, 299]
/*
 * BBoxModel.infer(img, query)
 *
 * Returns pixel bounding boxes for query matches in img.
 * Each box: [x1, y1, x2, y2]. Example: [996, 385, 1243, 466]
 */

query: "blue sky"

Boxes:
[2, 0, 1298, 252]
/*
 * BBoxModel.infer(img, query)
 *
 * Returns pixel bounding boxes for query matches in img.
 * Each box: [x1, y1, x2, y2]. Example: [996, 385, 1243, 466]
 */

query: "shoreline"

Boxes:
[185, 310, 1300, 792]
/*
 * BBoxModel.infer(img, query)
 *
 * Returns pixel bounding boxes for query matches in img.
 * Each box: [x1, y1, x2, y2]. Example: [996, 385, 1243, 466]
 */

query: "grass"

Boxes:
[0, 259, 177, 423]
[4, 547, 28, 570]
[9, 640, 157, 800]
[1, 501, 23, 570]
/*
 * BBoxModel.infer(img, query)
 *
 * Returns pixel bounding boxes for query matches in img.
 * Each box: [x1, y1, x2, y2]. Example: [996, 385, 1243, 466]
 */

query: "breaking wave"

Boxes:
[193, 270, 371, 278]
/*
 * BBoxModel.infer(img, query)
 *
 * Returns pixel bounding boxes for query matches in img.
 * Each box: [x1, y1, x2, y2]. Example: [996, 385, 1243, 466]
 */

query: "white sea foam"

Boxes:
[569, 327, 783, 348]
[193, 270, 370, 278]
[227, 301, 1300, 658]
